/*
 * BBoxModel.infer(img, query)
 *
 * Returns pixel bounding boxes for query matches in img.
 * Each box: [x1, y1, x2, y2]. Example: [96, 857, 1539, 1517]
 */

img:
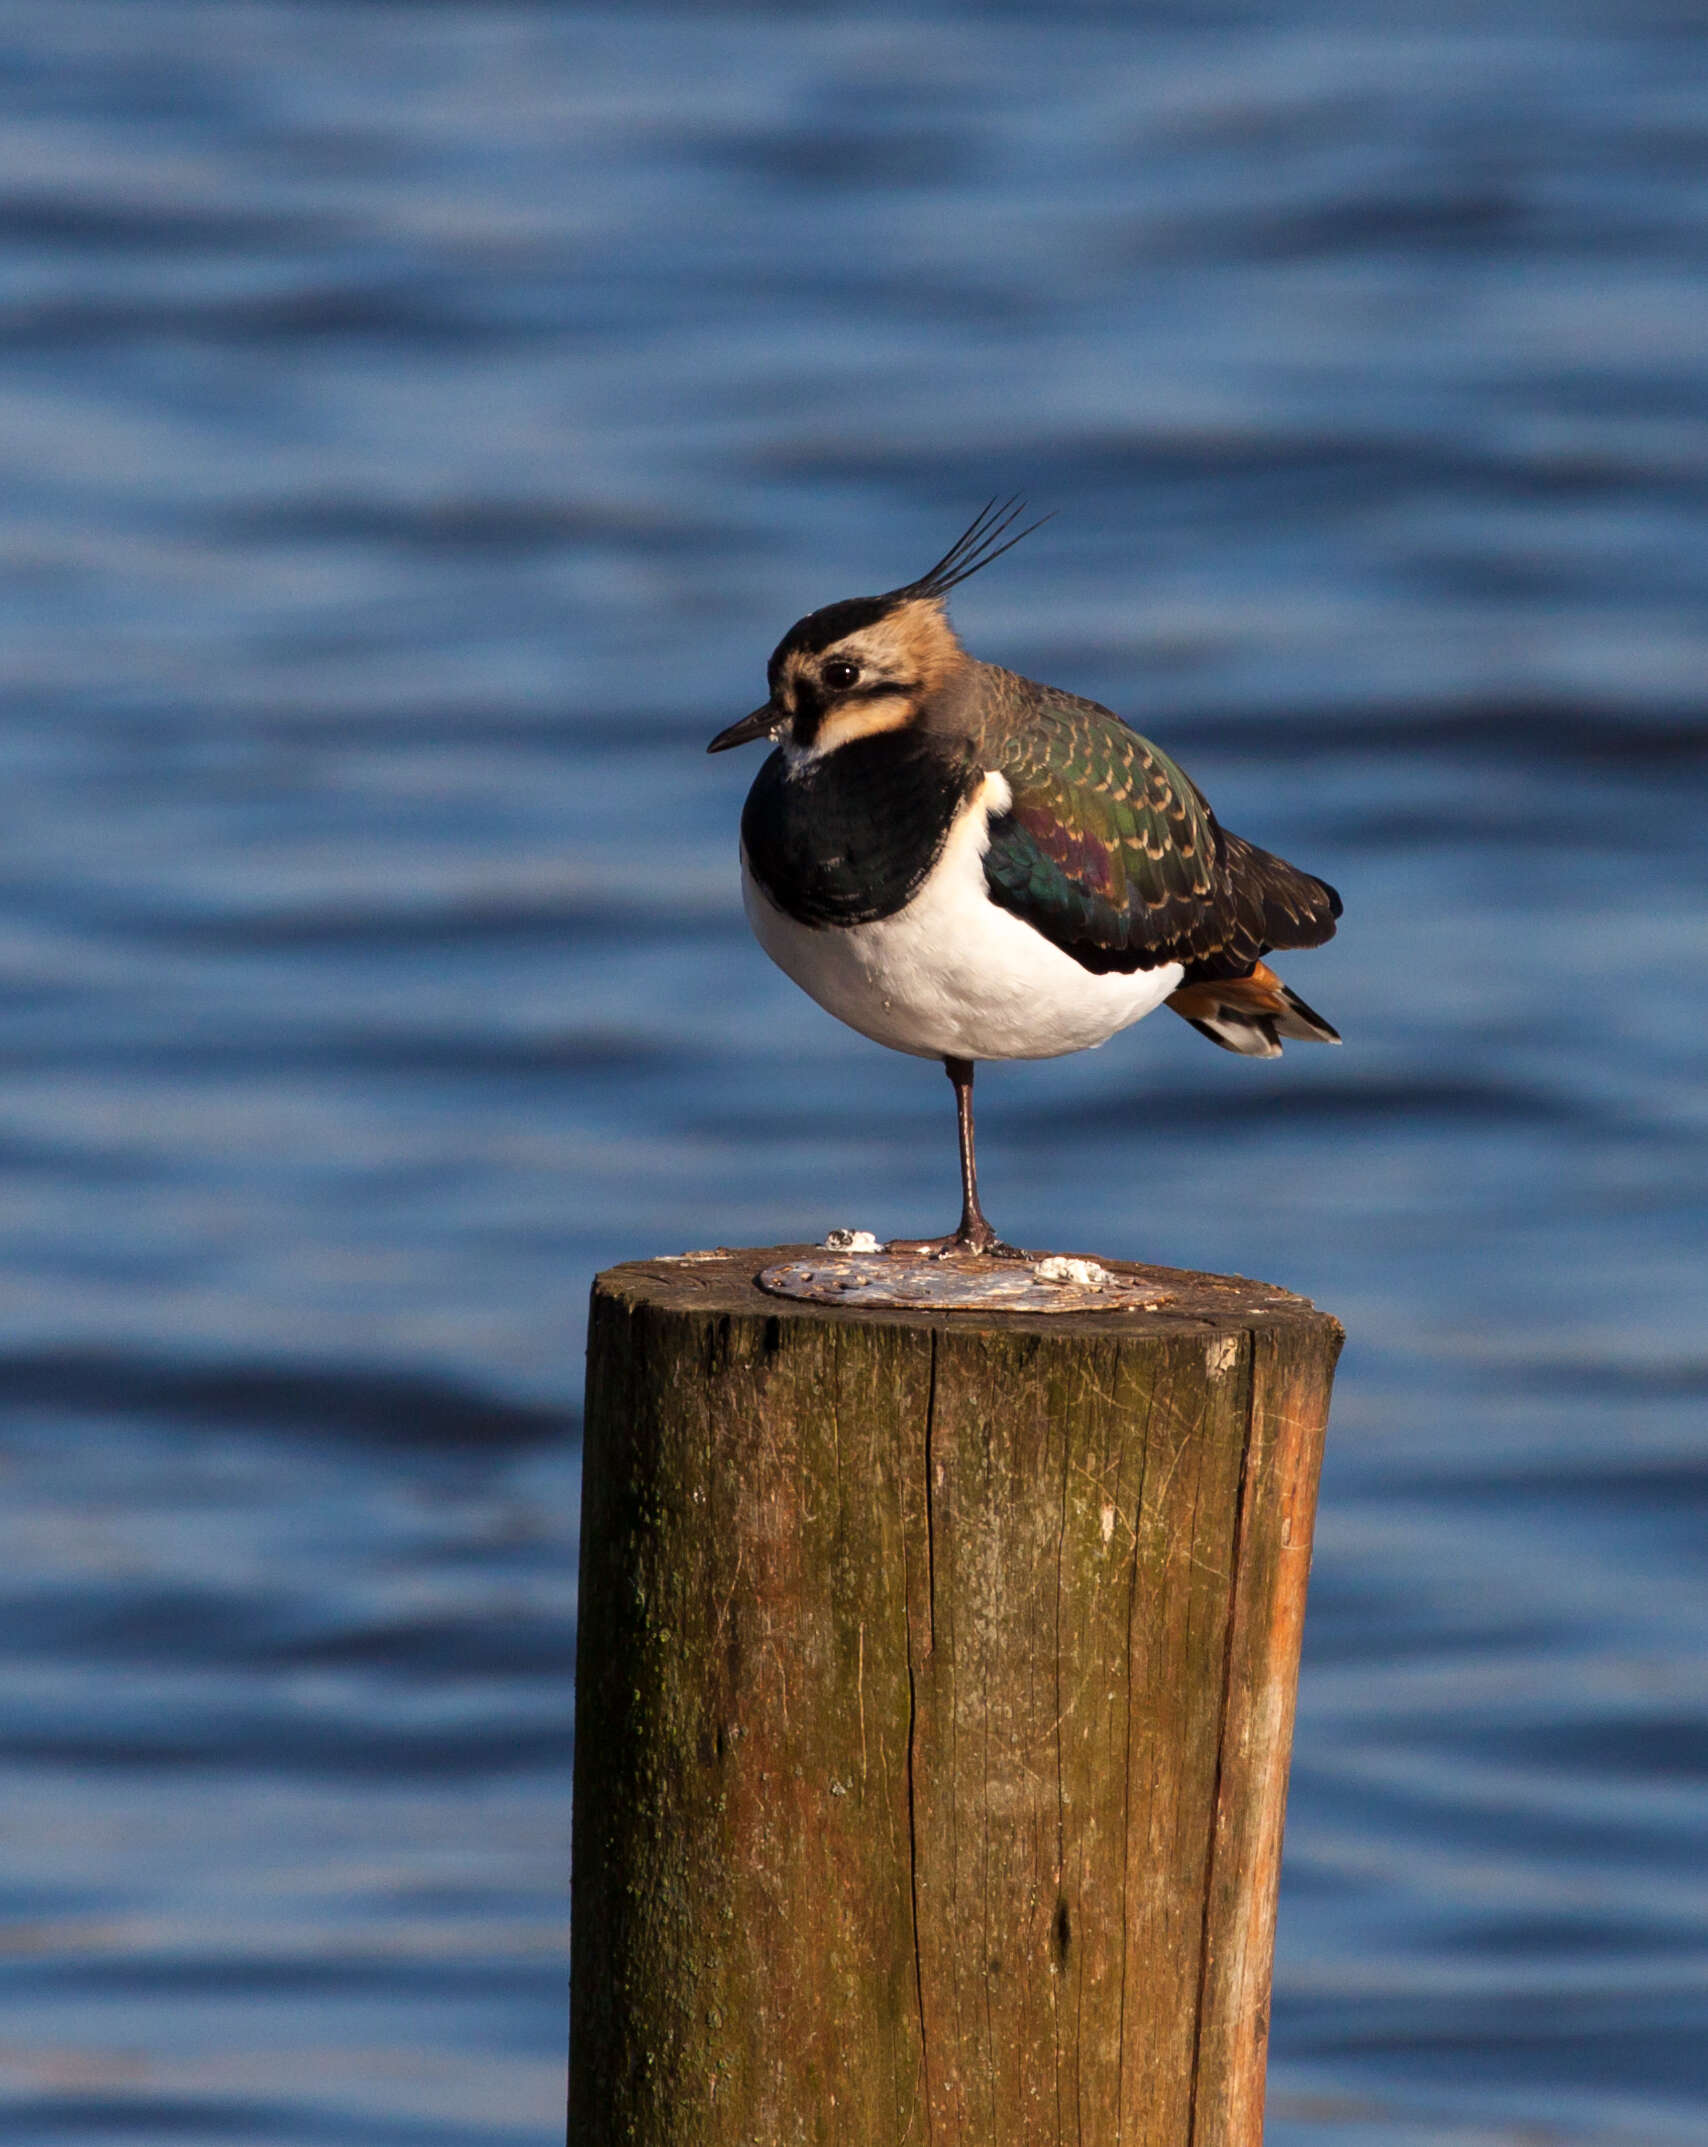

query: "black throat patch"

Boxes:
[741, 730, 977, 928]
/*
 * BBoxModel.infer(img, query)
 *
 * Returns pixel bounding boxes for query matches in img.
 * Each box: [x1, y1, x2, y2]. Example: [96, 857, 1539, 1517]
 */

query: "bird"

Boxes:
[707, 500, 1342, 1257]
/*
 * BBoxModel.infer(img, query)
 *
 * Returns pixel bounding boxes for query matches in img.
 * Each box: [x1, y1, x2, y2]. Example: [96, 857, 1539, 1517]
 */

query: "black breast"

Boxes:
[741, 732, 976, 928]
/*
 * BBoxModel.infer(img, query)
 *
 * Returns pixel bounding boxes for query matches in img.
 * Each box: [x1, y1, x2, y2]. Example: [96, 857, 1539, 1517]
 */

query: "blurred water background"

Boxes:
[2, 2, 1705, 2141]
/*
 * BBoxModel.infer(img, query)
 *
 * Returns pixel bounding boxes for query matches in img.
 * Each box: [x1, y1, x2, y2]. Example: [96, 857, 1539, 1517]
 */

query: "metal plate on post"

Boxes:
[757, 1250, 1174, 1315]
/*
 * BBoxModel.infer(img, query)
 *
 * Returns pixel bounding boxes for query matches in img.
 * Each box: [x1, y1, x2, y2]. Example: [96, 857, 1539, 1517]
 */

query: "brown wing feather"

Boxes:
[1183, 826, 1342, 983]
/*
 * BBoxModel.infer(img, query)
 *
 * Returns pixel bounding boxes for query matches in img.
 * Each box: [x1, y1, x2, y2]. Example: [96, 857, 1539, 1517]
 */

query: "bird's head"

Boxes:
[708, 499, 1048, 762]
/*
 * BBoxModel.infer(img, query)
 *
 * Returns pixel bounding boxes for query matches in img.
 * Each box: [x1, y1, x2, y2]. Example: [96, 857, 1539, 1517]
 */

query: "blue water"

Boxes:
[3, 3, 1705, 2140]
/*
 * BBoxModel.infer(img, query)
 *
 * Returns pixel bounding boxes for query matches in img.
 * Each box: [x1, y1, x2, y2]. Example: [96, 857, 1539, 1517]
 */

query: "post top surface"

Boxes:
[595, 1245, 1341, 1344]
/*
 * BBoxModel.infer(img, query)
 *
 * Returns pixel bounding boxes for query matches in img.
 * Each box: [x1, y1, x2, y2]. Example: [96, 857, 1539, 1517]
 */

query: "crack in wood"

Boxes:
[1186, 1335, 1257, 2147]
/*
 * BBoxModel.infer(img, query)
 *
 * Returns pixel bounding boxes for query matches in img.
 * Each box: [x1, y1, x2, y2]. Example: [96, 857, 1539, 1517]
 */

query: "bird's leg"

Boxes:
[888, 1057, 1023, 1258]
[948, 1056, 999, 1250]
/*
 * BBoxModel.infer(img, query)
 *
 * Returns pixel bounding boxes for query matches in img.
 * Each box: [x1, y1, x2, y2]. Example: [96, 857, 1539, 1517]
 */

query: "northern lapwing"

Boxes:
[708, 501, 1342, 1255]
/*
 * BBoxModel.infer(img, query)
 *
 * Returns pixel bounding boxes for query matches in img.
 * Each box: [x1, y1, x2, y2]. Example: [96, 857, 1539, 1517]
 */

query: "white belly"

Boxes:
[741, 777, 1183, 1062]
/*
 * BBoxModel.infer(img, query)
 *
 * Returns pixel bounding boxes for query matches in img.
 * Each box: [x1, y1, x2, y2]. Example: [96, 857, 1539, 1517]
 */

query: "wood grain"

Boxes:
[568, 1250, 1340, 2146]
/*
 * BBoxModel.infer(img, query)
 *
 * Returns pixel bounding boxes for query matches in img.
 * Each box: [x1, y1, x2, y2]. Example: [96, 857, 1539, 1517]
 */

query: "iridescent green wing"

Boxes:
[981, 692, 1234, 973]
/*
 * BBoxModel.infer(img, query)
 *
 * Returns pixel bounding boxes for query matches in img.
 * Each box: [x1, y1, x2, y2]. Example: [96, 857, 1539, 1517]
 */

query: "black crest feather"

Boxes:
[900, 496, 1053, 601]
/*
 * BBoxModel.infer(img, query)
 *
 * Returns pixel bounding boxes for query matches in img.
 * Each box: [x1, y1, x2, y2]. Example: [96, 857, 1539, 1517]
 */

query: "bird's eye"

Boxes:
[822, 658, 860, 691]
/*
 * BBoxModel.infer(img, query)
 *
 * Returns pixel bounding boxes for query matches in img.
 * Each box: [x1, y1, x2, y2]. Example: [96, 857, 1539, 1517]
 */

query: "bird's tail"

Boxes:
[1167, 960, 1340, 1059]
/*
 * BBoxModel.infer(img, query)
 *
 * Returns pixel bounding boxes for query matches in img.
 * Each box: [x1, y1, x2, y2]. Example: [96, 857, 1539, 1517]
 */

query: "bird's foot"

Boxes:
[885, 1221, 1027, 1261]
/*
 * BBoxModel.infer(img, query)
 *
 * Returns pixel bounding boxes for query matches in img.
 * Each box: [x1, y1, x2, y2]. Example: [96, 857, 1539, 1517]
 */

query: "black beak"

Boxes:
[707, 703, 779, 754]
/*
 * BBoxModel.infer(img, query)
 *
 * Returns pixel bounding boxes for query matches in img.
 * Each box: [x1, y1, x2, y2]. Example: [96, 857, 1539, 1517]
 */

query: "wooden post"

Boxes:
[569, 1248, 1341, 2147]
